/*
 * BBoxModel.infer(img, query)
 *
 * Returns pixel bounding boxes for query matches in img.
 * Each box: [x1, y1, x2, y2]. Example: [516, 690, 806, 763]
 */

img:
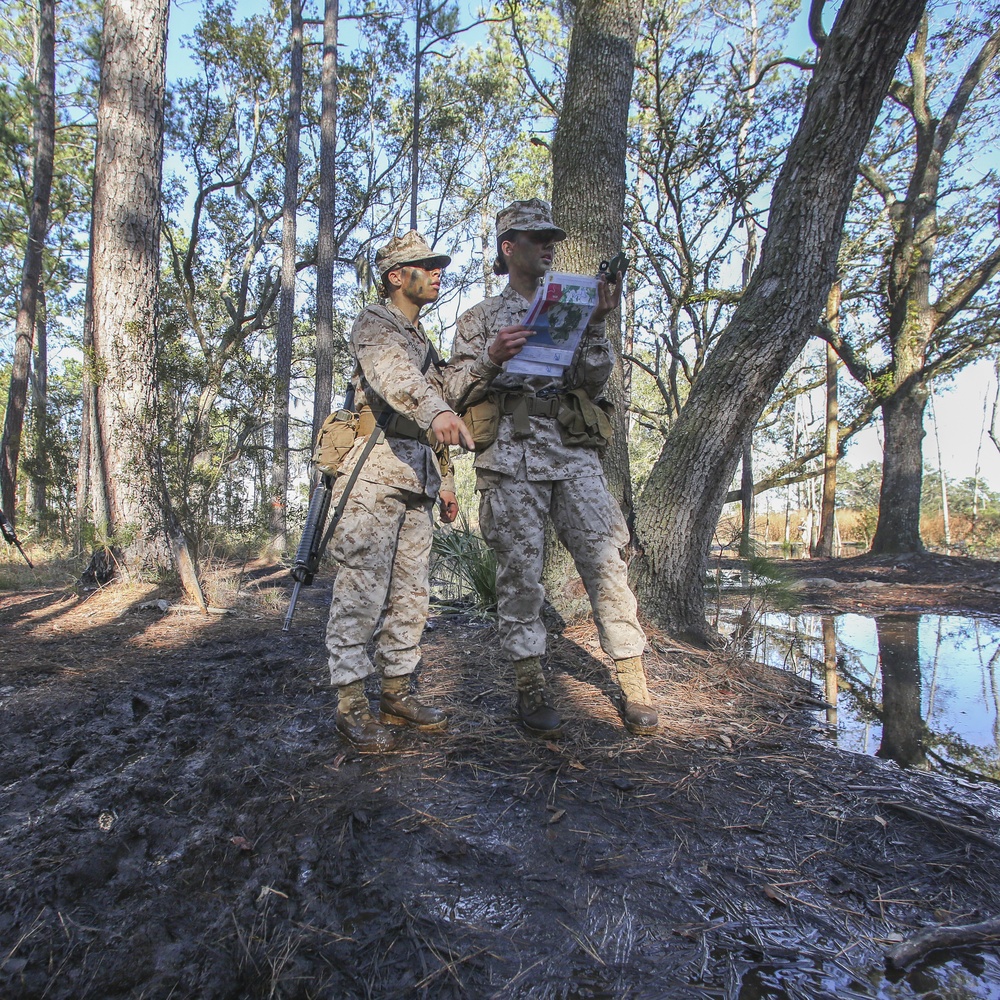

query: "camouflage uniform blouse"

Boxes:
[338, 301, 455, 500]
[446, 284, 612, 481]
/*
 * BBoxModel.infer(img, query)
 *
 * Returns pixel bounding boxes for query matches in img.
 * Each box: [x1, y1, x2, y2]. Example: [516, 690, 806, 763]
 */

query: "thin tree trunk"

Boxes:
[271, 0, 304, 551]
[630, 0, 926, 643]
[29, 286, 48, 528]
[929, 388, 949, 549]
[409, 1, 422, 232]
[0, 0, 55, 522]
[739, 438, 753, 556]
[816, 283, 841, 556]
[312, 0, 339, 445]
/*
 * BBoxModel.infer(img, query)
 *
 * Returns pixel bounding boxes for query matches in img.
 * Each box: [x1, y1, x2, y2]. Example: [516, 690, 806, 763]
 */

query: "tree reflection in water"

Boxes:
[875, 615, 929, 769]
[722, 610, 1000, 778]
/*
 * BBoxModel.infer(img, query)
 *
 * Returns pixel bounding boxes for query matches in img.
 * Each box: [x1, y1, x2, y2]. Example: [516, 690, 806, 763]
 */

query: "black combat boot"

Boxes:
[336, 681, 396, 752]
[379, 676, 448, 731]
[512, 656, 562, 734]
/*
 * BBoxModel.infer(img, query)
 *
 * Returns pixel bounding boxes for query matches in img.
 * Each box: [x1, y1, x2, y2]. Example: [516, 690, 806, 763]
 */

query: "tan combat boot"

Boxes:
[512, 656, 561, 734]
[379, 674, 448, 731]
[336, 680, 396, 752]
[614, 656, 658, 736]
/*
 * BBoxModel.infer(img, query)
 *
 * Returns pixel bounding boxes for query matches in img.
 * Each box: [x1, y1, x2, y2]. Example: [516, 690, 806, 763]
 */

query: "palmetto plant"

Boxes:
[430, 514, 497, 615]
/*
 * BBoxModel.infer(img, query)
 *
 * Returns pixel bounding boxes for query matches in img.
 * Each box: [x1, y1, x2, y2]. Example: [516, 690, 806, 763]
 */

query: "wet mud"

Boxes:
[2, 561, 1000, 999]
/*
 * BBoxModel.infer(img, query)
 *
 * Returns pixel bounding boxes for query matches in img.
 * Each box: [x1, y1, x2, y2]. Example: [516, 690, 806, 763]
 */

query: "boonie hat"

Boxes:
[495, 199, 567, 241]
[375, 230, 451, 277]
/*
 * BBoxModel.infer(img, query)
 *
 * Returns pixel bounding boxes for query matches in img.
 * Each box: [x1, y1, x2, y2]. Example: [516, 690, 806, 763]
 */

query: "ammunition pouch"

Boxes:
[313, 405, 429, 476]
[461, 395, 502, 451]
[313, 409, 362, 475]
[556, 388, 615, 449]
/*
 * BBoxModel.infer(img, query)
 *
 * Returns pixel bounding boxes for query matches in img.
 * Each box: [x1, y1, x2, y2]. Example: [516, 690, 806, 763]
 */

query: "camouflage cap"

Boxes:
[374, 230, 451, 277]
[495, 199, 567, 241]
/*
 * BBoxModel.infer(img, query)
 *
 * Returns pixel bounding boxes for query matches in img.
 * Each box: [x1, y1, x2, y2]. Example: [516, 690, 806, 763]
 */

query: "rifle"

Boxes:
[0, 509, 33, 567]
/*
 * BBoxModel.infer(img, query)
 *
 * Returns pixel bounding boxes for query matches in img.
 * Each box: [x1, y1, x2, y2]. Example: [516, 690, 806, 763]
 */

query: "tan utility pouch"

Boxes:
[556, 389, 615, 449]
[461, 395, 501, 452]
[313, 409, 361, 474]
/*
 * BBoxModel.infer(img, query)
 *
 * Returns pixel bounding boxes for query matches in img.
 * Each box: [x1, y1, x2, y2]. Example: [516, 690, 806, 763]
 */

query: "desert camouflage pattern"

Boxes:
[478, 470, 645, 661]
[495, 198, 567, 240]
[325, 478, 433, 686]
[445, 283, 645, 663]
[341, 301, 455, 498]
[374, 230, 451, 277]
[444, 284, 611, 480]
[325, 300, 455, 685]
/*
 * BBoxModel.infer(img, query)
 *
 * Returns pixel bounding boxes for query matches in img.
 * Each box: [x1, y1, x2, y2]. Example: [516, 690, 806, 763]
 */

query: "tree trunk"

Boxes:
[738, 437, 753, 557]
[0, 0, 55, 523]
[409, 0, 423, 232]
[551, 0, 642, 514]
[90, 0, 171, 570]
[271, 0, 304, 552]
[29, 286, 48, 528]
[543, 0, 643, 611]
[816, 283, 841, 556]
[630, 0, 925, 643]
[312, 0, 339, 445]
[870, 385, 927, 554]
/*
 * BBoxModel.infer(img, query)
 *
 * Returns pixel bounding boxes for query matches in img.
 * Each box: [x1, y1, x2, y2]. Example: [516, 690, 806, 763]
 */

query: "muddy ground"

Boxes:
[2, 552, 1000, 999]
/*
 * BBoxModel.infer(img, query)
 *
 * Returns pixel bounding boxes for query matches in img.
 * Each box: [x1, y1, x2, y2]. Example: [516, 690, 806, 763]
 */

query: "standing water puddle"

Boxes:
[719, 611, 1000, 777]
[712, 610, 1000, 998]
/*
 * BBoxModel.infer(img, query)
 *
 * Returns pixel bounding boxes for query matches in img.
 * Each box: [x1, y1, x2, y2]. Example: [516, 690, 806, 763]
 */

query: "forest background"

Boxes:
[2, 0, 1000, 637]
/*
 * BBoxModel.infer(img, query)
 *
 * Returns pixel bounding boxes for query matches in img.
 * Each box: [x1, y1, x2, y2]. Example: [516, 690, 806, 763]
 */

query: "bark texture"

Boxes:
[631, 0, 925, 642]
[1, 0, 55, 522]
[90, 0, 170, 567]
[551, 0, 643, 516]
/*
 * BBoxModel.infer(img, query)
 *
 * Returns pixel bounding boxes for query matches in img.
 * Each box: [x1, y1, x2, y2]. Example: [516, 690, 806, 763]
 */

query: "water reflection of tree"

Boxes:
[875, 615, 930, 770]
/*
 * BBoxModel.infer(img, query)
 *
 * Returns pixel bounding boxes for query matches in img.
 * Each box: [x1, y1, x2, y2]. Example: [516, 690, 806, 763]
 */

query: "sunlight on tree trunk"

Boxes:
[816, 283, 841, 557]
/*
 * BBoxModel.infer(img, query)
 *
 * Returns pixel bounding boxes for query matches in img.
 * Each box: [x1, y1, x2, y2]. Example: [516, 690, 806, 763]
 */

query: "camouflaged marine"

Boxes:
[326, 230, 474, 752]
[444, 199, 658, 737]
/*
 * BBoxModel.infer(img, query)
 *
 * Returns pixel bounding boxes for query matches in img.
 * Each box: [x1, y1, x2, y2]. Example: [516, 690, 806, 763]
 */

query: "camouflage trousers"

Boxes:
[477, 469, 646, 662]
[325, 477, 434, 687]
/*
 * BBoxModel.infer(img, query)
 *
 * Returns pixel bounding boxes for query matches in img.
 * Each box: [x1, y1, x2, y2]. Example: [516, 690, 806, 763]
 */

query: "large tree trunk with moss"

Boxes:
[630, 0, 925, 644]
[0, 0, 55, 522]
[543, 0, 642, 610]
[90, 0, 172, 571]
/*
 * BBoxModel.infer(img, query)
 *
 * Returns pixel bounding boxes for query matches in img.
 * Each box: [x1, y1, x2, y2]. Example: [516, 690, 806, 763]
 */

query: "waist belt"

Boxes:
[358, 405, 425, 441]
[497, 392, 562, 438]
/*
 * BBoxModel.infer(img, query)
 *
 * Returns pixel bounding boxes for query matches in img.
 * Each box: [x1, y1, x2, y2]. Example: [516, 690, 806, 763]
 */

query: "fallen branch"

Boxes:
[877, 799, 1000, 851]
[887, 915, 1000, 970]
